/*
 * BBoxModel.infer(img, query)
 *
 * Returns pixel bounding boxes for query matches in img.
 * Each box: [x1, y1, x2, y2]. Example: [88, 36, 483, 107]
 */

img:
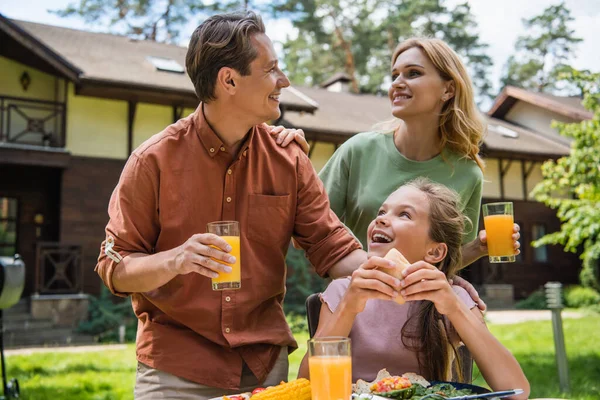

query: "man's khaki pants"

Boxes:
[134, 347, 289, 400]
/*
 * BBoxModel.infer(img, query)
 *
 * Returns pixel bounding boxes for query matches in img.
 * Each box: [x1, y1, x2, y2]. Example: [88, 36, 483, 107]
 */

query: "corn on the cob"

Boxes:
[251, 378, 311, 399]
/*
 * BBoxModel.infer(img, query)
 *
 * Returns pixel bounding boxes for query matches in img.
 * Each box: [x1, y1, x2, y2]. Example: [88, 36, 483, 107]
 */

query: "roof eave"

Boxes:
[488, 85, 593, 121]
[0, 14, 82, 82]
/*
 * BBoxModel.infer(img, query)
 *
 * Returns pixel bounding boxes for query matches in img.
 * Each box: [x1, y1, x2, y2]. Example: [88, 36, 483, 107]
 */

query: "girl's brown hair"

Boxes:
[400, 177, 467, 381]
[392, 38, 485, 171]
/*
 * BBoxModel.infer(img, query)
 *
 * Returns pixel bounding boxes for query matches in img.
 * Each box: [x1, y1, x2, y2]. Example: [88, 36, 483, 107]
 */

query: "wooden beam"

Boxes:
[307, 140, 316, 159]
[521, 160, 537, 201]
[0, 146, 70, 168]
[127, 101, 137, 155]
[499, 158, 513, 200]
[172, 106, 184, 123]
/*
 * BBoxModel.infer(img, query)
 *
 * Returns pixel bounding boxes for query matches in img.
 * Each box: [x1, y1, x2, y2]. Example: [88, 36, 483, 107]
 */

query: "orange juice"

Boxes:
[309, 355, 352, 400]
[211, 236, 241, 289]
[483, 214, 514, 257]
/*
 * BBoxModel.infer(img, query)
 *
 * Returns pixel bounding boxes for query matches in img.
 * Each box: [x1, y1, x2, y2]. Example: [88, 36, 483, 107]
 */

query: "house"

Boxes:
[0, 16, 590, 345]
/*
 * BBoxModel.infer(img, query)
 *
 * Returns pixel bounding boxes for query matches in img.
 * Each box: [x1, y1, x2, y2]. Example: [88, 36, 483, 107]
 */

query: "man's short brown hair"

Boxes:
[186, 11, 266, 102]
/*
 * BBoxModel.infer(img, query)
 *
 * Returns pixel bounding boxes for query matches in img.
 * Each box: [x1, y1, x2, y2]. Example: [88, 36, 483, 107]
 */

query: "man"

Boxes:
[95, 11, 384, 400]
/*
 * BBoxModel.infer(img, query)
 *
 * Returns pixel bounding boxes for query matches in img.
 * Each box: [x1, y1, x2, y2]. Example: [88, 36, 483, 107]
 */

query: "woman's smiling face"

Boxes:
[388, 47, 450, 119]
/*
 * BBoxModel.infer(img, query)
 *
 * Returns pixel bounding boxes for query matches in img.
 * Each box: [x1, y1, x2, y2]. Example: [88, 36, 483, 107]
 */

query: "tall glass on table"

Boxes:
[308, 337, 352, 400]
[482, 202, 516, 263]
[207, 221, 241, 290]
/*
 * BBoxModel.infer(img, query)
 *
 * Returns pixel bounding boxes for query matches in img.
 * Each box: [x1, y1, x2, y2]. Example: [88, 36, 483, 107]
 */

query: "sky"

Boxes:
[1, 0, 598, 98]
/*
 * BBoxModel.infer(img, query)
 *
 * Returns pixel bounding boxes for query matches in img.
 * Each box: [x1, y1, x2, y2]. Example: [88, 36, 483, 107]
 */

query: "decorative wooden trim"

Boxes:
[127, 101, 137, 155]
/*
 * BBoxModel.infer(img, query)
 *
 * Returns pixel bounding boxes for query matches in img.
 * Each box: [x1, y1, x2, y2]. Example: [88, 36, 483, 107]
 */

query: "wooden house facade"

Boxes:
[0, 15, 591, 324]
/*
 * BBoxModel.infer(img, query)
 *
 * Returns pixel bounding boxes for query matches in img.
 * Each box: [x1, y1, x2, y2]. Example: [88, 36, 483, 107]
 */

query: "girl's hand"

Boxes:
[477, 223, 521, 256]
[399, 261, 461, 316]
[343, 257, 401, 314]
[267, 125, 310, 155]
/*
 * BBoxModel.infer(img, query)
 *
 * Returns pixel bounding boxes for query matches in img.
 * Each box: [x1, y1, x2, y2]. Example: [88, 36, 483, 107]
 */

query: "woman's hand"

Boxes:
[449, 275, 486, 312]
[477, 223, 521, 256]
[342, 257, 401, 314]
[399, 261, 461, 316]
[268, 125, 310, 155]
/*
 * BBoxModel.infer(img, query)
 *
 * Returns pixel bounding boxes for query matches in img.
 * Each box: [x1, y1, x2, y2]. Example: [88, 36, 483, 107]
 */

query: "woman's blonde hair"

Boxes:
[399, 177, 468, 381]
[391, 37, 485, 171]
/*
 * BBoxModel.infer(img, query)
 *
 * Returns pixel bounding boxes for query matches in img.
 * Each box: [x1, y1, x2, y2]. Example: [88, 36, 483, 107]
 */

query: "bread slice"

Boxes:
[401, 372, 430, 387]
[380, 248, 410, 304]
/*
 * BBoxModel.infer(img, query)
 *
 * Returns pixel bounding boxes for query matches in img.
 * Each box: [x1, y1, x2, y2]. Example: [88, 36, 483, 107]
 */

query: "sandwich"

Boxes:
[380, 248, 410, 304]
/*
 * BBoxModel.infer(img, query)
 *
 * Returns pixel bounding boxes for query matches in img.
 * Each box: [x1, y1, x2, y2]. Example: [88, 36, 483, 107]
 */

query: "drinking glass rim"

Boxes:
[207, 220, 239, 226]
[308, 336, 351, 344]
[482, 201, 513, 208]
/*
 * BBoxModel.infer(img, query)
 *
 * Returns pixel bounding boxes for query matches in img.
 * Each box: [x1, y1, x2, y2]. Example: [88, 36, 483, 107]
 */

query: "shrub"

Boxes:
[564, 285, 600, 308]
[286, 312, 308, 334]
[515, 289, 547, 310]
[78, 286, 136, 343]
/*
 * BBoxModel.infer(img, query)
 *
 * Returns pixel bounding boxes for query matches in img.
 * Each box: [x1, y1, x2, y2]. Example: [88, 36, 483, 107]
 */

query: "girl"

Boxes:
[297, 178, 530, 399]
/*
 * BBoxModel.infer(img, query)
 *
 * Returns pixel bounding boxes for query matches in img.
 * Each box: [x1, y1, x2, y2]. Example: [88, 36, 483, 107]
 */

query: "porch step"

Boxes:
[2, 298, 30, 316]
[3, 327, 96, 348]
[3, 317, 54, 331]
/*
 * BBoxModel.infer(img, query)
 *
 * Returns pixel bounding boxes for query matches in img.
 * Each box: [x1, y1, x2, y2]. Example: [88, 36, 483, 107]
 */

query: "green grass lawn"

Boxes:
[6, 315, 600, 399]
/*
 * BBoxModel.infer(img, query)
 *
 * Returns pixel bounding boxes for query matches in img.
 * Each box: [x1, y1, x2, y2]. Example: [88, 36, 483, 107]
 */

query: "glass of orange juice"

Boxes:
[207, 221, 241, 290]
[308, 337, 352, 400]
[482, 202, 515, 263]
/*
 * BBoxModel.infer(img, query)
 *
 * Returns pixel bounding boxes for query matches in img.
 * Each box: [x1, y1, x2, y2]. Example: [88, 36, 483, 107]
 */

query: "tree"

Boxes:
[501, 2, 582, 93]
[276, 0, 493, 100]
[51, 0, 267, 43]
[531, 68, 600, 290]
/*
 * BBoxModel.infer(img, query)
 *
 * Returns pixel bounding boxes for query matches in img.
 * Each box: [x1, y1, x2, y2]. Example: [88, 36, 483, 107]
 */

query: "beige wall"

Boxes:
[505, 101, 576, 143]
[482, 158, 501, 199]
[66, 83, 129, 159]
[133, 103, 173, 150]
[0, 56, 60, 102]
[309, 141, 337, 172]
[483, 157, 547, 201]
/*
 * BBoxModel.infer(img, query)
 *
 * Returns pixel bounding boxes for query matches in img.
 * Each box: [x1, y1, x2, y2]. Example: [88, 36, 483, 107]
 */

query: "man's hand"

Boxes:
[449, 275, 487, 312]
[173, 233, 236, 278]
[268, 125, 310, 155]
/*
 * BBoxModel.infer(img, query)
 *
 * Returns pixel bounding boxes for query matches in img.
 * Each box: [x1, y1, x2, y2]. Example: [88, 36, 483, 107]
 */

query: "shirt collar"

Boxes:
[194, 103, 255, 158]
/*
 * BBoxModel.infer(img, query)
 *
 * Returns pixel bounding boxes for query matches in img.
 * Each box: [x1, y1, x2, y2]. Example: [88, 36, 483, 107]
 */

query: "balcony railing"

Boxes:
[35, 242, 83, 295]
[0, 96, 66, 148]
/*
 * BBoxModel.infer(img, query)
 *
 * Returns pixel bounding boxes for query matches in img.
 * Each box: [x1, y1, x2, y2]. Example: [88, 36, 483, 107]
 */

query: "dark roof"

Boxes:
[1, 16, 317, 112]
[281, 86, 391, 140]
[488, 86, 593, 121]
[320, 72, 353, 88]
[484, 117, 570, 158]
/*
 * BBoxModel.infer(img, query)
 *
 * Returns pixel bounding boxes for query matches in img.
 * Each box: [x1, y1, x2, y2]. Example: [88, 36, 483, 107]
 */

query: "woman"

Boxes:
[297, 178, 530, 399]
[271, 38, 520, 279]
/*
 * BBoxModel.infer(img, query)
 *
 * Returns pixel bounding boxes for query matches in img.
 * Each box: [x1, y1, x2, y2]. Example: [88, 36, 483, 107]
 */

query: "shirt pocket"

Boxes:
[246, 194, 293, 247]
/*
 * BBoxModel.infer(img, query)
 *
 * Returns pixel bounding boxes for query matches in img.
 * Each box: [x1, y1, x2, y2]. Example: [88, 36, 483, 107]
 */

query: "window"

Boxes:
[532, 223, 548, 262]
[0, 198, 18, 257]
[146, 56, 185, 73]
